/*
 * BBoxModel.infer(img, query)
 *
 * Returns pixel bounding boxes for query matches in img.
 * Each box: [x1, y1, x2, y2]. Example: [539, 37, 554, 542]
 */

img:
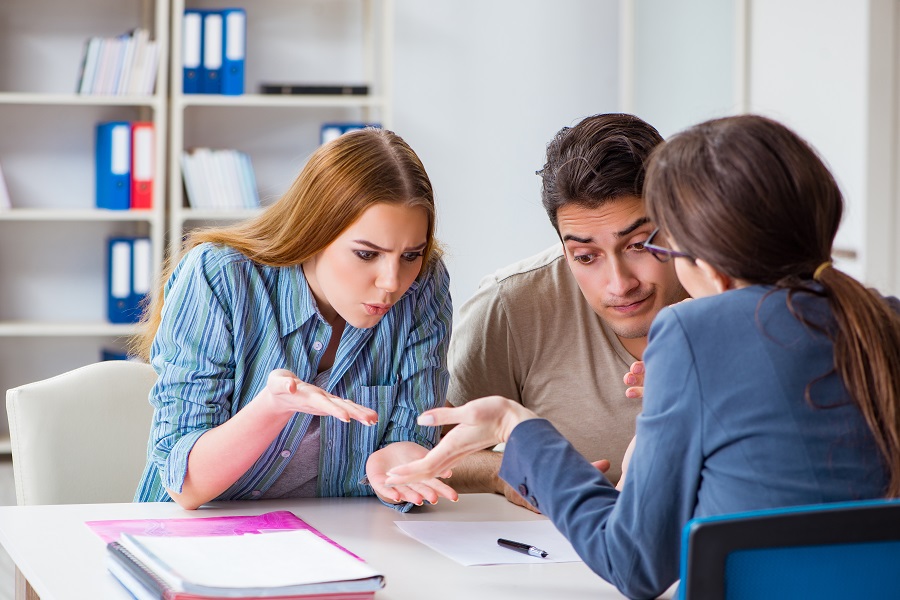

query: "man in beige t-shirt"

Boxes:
[446, 114, 687, 507]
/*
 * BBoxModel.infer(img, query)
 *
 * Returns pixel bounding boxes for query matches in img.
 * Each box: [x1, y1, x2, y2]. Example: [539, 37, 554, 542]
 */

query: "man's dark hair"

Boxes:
[539, 113, 664, 232]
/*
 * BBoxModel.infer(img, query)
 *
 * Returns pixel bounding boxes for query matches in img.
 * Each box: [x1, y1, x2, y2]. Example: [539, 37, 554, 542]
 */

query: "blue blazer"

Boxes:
[500, 285, 890, 599]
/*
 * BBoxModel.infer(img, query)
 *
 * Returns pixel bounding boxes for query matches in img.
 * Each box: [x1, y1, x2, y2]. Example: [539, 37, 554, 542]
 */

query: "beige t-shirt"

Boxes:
[447, 245, 641, 484]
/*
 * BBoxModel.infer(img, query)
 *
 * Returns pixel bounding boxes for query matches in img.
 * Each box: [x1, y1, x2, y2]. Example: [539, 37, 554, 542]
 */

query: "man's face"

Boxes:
[557, 196, 687, 353]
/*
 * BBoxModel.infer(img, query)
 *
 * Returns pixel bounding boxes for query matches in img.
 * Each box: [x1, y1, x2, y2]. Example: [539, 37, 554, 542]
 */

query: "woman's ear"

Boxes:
[695, 258, 737, 294]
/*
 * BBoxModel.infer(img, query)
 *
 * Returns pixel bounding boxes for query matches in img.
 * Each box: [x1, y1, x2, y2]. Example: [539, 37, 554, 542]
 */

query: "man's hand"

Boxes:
[366, 442, 457, 506]
[624, 361, 645, 399]
[616, 437, 636, 491]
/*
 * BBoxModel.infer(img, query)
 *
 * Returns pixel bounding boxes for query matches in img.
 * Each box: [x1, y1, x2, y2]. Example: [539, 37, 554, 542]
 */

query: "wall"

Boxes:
[625, 0, 739, 138]
[393, 0, 621, 310]
[625, 0, 899, 293]
[748, 0, 897, 289]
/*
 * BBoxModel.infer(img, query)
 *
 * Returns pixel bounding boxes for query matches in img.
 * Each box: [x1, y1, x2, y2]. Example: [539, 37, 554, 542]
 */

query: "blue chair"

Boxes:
[680, 499, 900, 599]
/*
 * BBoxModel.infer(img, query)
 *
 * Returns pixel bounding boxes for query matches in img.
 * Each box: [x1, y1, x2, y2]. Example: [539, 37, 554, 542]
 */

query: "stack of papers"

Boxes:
[87, 510, 383, 600]
[109, 530, 384, 599]
[394, 520, 583, 566]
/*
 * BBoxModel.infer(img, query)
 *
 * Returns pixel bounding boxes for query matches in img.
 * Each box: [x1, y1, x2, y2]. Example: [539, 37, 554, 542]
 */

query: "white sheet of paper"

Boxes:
[394, 520, 583, 566]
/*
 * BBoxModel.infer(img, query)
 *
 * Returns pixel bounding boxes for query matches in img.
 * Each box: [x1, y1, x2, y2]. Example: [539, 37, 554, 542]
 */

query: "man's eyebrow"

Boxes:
[352, 240, 428, 252]
[562, 217, 651, 244]
[562, 234, 592, 244]
[615, 217, 651, 238]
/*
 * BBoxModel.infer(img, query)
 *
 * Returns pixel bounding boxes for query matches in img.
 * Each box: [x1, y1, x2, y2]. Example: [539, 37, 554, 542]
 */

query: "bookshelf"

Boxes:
[167, 0, 394, 256]
[0, 0, 394, 454]
[0, 0, 169, 451]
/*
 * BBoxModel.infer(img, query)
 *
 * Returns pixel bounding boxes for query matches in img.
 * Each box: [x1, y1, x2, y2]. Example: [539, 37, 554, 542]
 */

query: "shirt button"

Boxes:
[280, 450, 291, 458]
[518, 484, 528, 497]
[251, 490, 261, 497]
[312, 341, 324, 351]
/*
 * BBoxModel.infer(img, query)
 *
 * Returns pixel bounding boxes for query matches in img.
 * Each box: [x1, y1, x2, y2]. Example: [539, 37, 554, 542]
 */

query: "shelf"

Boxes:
[0, 321, 142, 338]
[176, 207, 265, 222]
[0, 209, 159, 222]
[0, 92, 163, 108]
[177, 94, 386, 109]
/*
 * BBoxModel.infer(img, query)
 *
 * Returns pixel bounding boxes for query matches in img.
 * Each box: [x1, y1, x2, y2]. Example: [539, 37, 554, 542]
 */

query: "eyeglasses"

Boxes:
[642, 228, 696, 263]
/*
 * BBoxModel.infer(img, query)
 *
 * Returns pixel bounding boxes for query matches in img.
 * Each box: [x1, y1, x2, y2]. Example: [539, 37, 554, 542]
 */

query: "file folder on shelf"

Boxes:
[96, 122, 132, 210]
[107, 237, 151, 324]
[108, 238, 134, 323]
[182, 10, 203, 94]
[130, 122, 154, 209]
[101, 349, 130, 361]
[320, 122, 381, 145]
[202, 12, 223, 94]
[132, 237, 152, 308]
[221, 8, 246, 95]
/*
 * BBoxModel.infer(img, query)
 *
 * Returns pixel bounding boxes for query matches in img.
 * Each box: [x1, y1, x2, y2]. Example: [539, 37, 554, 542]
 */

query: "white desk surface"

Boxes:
[0, 493, 674, 599]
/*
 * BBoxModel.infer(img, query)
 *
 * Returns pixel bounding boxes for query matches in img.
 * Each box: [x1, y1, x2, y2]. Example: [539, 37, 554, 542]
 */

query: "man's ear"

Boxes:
[695, 258, 737, 293]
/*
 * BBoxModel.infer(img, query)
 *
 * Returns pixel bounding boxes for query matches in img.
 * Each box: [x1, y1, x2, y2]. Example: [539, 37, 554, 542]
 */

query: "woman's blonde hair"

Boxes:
[131, 127, 438, 360]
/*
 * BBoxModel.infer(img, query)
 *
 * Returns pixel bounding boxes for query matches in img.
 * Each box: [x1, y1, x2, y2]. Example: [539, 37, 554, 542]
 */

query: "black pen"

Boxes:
[497, 537, 549, 558]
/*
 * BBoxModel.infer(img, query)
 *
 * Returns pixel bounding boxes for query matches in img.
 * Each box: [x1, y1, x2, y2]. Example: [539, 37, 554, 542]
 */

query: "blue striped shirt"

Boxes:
[135, 243, 452, 506]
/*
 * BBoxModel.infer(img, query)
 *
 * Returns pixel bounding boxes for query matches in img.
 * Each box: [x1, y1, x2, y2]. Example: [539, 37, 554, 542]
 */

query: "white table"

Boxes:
[0, 493, 673, 599]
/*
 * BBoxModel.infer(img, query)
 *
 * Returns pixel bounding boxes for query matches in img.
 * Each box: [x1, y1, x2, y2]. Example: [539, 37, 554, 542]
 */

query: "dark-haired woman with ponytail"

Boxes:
[384, 115, 900, 599]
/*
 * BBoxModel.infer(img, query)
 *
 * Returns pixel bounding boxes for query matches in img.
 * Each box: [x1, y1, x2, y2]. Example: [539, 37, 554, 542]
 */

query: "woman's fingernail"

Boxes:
[418, 414, 435, 426]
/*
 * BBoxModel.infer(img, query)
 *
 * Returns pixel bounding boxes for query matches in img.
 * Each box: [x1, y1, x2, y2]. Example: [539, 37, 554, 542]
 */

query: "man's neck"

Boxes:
[618, 335, 648, 361]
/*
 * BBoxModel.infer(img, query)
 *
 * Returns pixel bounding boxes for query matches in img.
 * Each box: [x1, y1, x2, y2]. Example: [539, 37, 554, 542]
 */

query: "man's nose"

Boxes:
[605, 258, 639, 296]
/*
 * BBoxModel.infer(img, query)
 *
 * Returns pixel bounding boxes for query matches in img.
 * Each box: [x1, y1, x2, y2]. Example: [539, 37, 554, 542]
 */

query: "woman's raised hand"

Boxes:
[265, 369, 378, 425]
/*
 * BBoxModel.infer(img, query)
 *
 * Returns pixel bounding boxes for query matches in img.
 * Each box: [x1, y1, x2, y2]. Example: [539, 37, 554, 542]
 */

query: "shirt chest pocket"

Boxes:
[347, 384, 398, 452]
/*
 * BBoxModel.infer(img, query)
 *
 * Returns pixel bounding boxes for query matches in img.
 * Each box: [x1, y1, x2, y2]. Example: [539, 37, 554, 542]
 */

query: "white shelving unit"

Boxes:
[167, 0, 394, 256]
[0, 0, 169, 451]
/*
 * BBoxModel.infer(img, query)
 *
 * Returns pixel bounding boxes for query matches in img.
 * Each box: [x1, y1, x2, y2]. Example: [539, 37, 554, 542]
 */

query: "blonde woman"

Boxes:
[133, 128, 455, 511]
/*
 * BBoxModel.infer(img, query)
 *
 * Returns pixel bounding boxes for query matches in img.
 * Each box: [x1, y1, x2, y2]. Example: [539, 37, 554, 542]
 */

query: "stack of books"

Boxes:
[77, 28, 160, 96]
[86, 511, 385, 600]
[181, 148, 260, 210]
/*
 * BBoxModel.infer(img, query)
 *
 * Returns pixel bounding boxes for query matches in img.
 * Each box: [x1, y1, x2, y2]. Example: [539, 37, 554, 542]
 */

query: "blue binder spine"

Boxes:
[202, 11, 223, 94]
[320, 122, 381, 145]
[221, 8, 246, 95]
[96, 121, 132, 210]
[107, 237, 136, 323]
[182, 10, 204, 94]
[131, 237, 152, 317]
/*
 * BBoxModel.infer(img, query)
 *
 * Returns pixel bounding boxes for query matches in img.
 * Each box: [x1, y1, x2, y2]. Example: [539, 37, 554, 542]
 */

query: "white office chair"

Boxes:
[6, 360, 157, 505]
